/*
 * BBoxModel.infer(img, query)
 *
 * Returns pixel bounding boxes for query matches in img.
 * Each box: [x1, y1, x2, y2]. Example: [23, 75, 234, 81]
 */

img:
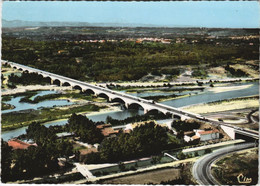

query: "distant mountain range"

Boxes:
[2, 19, 190, 28]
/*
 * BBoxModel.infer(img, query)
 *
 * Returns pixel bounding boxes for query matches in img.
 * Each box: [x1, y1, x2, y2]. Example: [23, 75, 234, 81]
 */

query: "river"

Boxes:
[1, 81, 258, 141]
[2, 90, 74, 114]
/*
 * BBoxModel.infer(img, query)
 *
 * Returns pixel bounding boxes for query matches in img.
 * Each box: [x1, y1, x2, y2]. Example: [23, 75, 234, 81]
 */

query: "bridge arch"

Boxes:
[62, 82, 71, 87]
[83, 89, 95, 95]
[44, 76, 52, 84]
[173, 114, 181, 120]
[111, 97, 126, 105]
[145, 109, 166, 116]
[97, 93, 110, 101]
[127, 103, 144, 111]
[53, 79, 61, 86]
[73, 85, 83, 91]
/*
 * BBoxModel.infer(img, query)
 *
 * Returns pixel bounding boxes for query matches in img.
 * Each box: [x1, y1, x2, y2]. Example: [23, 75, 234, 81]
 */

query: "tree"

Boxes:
[66, 113, 104, 144]
[1, 139, 13, 182]
[204, 148, 212, 154]
[99, 122, 170, 163]
[177, 152, 186, 160]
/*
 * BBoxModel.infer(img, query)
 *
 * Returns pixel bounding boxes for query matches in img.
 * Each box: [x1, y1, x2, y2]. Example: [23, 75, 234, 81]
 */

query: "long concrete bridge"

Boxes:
[2, 60, 259, 140]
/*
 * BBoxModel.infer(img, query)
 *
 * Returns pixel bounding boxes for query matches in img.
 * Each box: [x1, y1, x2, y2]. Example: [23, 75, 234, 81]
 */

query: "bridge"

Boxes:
[2, 60, 259, 140]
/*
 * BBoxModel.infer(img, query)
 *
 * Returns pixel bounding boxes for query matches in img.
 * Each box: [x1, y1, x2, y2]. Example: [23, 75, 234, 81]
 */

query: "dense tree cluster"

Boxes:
[171, 120, 201, 132]
[105, 112, 172, 126]
[225, 64, 248, 77]
[65, 113, 104, 144]
[1, 122, 74, 182]
[85, 122, 177, 163]
[2, 36, 258, 81]
[8, 72, 50, 85]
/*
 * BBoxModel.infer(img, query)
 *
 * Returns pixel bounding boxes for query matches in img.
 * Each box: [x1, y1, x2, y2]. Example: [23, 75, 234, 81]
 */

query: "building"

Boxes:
[96, 124, 118, 137]
[195, 129, 220, 141]
[184, 129, 220, 142]
[8, 139, 37, 150]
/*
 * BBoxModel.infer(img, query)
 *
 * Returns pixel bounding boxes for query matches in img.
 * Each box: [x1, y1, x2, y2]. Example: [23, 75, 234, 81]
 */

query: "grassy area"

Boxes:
[183, 96, 259, 114]
[1, 103, 15, 110]
[212, 148, 258, 185]
[230, 64, 259, 78]
[99, 167, 181, 184]
[2, 95, 13, 102]
[1, 104, 106, 131]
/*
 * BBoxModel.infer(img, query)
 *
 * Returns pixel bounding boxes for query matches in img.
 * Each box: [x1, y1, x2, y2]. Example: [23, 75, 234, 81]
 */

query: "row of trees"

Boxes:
[105, 112, 172, 126]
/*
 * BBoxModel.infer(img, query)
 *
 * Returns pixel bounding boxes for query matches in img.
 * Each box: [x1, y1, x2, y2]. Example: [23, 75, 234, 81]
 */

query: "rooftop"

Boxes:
[198, 129, 219, 135]
[8, 139, 37, 150]
[191, 135, 200, 140]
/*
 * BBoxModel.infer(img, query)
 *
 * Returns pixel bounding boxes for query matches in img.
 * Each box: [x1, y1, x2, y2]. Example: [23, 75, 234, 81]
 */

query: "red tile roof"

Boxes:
[191, 135, 200, 140]
[96, 124, 112, 129]
[101, 127, 117, 137]
[8, 139, 37, 150]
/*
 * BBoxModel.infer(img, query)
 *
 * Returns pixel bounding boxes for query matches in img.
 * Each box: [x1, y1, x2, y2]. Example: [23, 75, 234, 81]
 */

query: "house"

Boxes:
[96, 124, 118, 137]
[184, 129, 220, 142]
[184, 131, 195, 142]
[195, 129, 220, 141]
[8, 139, 37, 150]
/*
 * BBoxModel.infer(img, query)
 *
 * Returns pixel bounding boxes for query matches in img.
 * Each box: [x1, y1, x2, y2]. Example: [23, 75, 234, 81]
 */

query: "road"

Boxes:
[247, 109, 259, 124]
[192, 143, 256, 185]
[3, 60, 259, 139]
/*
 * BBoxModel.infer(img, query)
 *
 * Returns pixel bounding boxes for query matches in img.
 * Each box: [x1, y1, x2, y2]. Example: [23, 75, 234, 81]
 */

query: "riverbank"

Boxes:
[2, 103, 15, 110]
[97, 77, 259, 89]
[209, 83, 253, 93]
[1, 103, 112, 132]
[182, 96, 259, 114]
[2, 85, 71, 96]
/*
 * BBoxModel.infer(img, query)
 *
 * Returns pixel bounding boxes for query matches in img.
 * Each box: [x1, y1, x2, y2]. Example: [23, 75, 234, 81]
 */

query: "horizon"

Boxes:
[2, 19, 260, 29]
[2, 1, 259, 29]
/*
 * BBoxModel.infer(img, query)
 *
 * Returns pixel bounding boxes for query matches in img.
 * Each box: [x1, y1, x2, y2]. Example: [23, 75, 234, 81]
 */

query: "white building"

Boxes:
[184, 129, 220, 142]
[195, 129, 219, 141]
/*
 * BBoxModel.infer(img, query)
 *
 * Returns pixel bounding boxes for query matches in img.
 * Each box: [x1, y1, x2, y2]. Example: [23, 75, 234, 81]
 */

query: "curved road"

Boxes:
[247, 109, 259, 124]
[192, 143, 256, 185]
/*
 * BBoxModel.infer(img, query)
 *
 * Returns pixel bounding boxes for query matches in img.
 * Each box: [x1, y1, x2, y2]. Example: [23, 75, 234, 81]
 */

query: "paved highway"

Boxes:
[192, 143, 256, 185]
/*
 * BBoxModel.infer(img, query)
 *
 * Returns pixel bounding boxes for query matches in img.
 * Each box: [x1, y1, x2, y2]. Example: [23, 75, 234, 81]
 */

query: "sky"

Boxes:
[2, 1, 259, 28]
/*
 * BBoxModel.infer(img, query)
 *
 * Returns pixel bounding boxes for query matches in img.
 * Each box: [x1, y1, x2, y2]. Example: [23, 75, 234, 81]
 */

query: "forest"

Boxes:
[2, 35, 258, 81]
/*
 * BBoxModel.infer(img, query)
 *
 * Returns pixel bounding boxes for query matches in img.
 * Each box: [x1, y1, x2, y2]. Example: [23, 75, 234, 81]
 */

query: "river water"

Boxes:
[2, 90, 73, 114]
[1, 82, 258, 141]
